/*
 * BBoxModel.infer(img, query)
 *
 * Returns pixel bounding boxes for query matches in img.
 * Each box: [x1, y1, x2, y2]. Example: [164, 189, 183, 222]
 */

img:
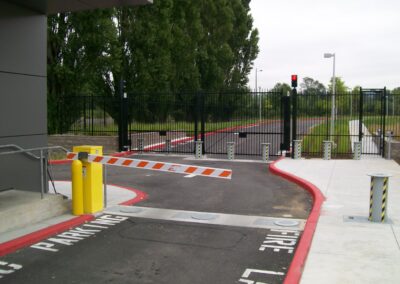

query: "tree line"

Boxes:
[47, 0, 259, 132]
[272, 76, 400, 95]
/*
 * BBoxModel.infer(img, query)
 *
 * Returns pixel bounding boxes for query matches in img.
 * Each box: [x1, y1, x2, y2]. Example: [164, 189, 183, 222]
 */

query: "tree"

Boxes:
[272, 83, 291, 95]
[391, 87, 400, 94]
[47, 0, 260, 129]
[351, 85, 361, 94]
[300, 77, 326, 95]
[328, 77, 349, 94]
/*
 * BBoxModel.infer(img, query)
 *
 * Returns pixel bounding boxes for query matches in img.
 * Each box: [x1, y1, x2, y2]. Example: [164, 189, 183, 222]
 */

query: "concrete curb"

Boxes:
[0, 184, 147, 257]
[269, 157, 325, 284]
[0, 214, 94, 257]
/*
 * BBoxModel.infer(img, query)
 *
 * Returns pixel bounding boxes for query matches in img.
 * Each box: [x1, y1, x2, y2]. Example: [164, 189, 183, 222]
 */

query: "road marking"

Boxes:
[30, 215, 128, 253]
[258, 229, 300, 254]
[238, 268, 284, 283]
[184, 174, 196, 178]
[104, 206, 305, 230]
[0, 261, 22, 279]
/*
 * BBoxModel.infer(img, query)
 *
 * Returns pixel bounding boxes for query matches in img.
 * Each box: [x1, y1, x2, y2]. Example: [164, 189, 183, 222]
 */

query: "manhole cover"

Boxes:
[191, 213, 218, 220]
[274, 220, 299, 227]
[120, 207, 143, 213]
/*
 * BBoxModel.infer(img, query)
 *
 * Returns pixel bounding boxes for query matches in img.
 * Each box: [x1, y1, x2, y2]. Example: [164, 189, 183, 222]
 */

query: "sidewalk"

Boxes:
[274, 157, 400, 284]
[349, 120, 380, 156]
[0, 182, 143, 245]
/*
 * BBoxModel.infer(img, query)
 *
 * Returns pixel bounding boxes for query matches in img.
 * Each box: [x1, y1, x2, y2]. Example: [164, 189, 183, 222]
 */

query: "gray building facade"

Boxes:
[0, 0, 151, 193]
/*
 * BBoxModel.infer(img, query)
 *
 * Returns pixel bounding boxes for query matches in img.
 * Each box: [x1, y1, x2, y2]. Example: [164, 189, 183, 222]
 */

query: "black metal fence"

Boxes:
[51, 88, 398, 158]
[52, 91, 286, 157]
[294, 88, 398, 157]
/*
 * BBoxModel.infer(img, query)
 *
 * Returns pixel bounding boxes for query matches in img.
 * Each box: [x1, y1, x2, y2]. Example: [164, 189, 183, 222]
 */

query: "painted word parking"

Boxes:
[0, 214, 127, 281]
[31, 215, 128, 252]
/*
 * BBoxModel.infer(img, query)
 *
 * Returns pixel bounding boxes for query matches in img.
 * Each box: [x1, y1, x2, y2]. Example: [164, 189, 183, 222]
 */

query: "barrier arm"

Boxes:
[67, 152, 232, 180]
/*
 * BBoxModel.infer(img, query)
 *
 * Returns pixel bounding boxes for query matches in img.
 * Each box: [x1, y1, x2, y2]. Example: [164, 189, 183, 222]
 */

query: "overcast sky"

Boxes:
[248, 0, 400, 91]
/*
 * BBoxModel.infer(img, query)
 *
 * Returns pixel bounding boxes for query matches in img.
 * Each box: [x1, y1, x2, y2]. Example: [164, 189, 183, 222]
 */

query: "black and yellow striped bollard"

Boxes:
[368, 173, 391, 223]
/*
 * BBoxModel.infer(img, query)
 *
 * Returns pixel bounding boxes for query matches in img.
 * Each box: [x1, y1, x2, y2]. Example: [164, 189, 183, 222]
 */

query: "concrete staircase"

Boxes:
[0, 190, 70, 234]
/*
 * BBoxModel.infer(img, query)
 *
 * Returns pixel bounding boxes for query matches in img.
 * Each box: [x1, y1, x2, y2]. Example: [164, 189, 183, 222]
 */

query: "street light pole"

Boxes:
[324, 53, 336, 142]
[255, 68, 263, 122]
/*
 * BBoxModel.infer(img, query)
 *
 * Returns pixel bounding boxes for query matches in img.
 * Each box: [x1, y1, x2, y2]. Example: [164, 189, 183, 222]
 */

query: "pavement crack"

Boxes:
[390, 225, 400, 250]
[324, 160, 337, 196]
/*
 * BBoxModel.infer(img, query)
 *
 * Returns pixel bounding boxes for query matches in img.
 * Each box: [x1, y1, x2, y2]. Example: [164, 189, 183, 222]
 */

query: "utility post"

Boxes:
[118, 79, 129, 151]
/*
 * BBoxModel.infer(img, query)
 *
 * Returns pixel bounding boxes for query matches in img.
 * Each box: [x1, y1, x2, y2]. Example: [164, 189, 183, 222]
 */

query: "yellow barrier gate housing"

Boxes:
[72, 145, 103, 214]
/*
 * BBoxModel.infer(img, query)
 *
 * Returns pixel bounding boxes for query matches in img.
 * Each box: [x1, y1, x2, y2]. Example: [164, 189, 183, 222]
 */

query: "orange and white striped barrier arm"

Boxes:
[66, 153, 232, 180]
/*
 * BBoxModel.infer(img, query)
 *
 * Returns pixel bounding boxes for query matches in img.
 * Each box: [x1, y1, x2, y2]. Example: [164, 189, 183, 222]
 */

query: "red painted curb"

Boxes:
[269, 157, 325, 284]
[0, 184, 147, 257]
[112, 184, 149, 206]
[0, 214, 94, 257]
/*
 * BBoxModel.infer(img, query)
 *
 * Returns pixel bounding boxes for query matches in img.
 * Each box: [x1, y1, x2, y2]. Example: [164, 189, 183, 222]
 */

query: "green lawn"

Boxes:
[363, 116, 400, 137]
[302, 119, 351, 155]
[68, 119, 264, 136]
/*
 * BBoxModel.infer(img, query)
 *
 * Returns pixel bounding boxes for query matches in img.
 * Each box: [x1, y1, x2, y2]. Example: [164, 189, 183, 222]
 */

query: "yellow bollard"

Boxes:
[72, 145, 103, 214]
[71, 160, 84, 215]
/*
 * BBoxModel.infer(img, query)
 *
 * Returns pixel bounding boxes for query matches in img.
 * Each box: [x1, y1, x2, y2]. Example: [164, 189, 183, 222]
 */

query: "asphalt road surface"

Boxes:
[137, 118, 322, 159]
[1, 156, 312, 284]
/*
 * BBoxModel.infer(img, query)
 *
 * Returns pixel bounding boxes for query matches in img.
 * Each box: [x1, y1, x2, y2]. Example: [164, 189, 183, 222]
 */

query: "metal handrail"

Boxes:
[0, 144, 69, 198]
[0, 145, 69, 157]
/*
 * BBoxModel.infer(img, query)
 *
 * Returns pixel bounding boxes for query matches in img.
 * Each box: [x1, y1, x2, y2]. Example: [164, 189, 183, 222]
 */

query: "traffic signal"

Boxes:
[291, 75, 298, 88]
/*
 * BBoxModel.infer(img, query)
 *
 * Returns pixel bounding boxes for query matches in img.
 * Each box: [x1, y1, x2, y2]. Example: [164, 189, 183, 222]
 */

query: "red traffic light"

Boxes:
[291, 74, 298, 88]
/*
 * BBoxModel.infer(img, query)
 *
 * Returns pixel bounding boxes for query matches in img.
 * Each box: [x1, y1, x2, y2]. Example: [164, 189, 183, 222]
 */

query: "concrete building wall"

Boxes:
[0, 1, 47, 192]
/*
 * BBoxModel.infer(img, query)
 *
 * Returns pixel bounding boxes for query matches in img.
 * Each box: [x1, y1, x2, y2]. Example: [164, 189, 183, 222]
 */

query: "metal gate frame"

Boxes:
[291, 87, 387, 158]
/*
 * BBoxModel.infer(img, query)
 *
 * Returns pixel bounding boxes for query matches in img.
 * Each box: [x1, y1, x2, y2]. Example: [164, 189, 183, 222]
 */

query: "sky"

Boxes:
[248, 0, 400, 91]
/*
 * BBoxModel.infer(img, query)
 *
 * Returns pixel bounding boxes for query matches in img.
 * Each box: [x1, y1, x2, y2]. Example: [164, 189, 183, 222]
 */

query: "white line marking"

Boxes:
[184, 174, 196, 178]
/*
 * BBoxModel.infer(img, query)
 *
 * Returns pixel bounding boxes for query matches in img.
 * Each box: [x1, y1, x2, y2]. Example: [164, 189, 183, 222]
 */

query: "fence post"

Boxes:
[293, 140, 302, 159]
[382, 87, 387, 157]
[282, 95, 291, 152]
[165, 139, 171, 154]
[195, 140, 203, 159]
[386, 131, 393, 160]
[323, 141, 333, 160]
[291, 88, 297, 144]
[261, 143, 270, 162]
[359, 87, 363, 142]
[353, 141, 362, 160]
[137, 138, 144, 153]
[227, 142, 235, 160]
[200, 92, 206, 155]
[368, 173, 391, 223]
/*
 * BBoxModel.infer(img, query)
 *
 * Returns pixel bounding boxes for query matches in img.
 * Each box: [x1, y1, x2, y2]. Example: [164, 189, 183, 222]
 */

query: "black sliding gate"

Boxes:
[128, 91, 287, 157]
[54, 91, 288, 158]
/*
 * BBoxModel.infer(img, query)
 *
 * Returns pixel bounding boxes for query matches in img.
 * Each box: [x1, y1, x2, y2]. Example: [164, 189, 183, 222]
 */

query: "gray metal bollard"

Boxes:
[195, 140, 203, 159]
[368, 173, 391, 223]
[165, 139, 171, 153]
[323, 141, 333, 160]
[137, 138, 144, 153]
[261, 143, 270, 162]
[293, 140, 302, 159]
[353, 141, 362, 160]
[227, 142, 235, 160]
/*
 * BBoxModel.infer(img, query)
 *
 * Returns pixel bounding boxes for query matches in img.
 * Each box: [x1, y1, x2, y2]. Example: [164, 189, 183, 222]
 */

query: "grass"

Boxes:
[65, 119, 265, 136]
[302, 118, 351, 155]
[363, 116, 400, 137]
